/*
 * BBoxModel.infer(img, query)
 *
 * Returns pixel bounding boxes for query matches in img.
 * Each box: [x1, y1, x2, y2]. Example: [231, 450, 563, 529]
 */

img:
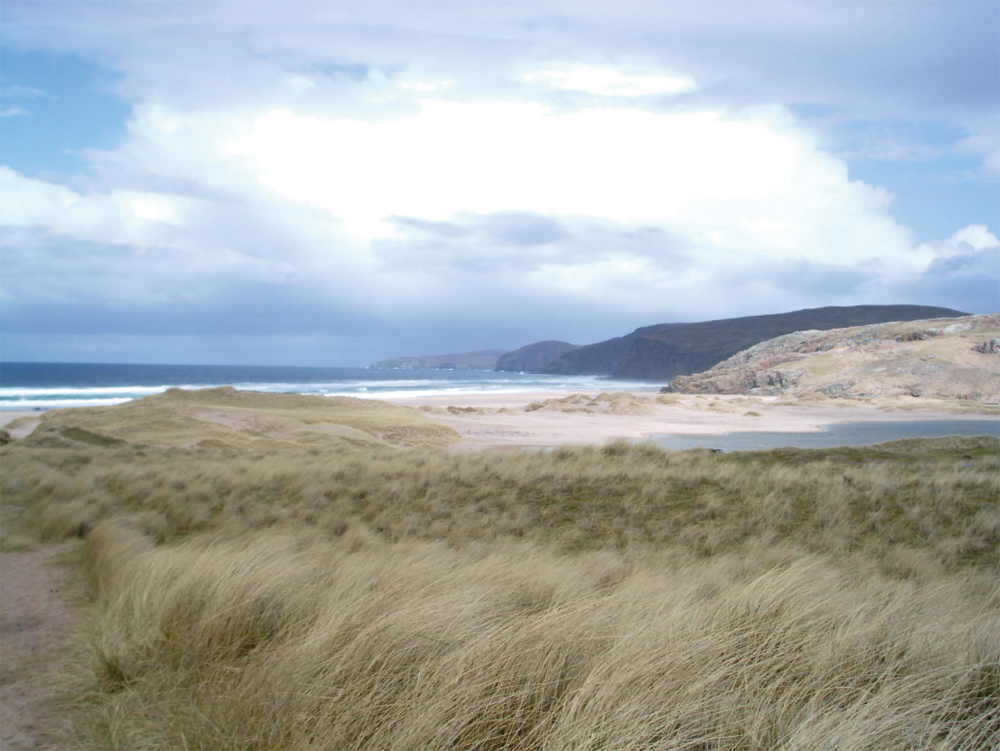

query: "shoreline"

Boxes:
[2, 393, 996, 450]
[381, 390, 998, 450]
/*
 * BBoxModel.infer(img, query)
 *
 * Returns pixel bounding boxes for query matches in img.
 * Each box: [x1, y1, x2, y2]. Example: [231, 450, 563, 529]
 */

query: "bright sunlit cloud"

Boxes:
[213, 97, 907, 268]
[523, 64, 697, 97]
[1, 1, 996, 366]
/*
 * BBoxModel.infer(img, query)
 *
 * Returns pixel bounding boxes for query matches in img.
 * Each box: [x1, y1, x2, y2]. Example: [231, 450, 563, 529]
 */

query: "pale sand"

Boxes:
[383, 391, 996, 450]
[1, 395, 993, 450]
[0, 411, 45, 438]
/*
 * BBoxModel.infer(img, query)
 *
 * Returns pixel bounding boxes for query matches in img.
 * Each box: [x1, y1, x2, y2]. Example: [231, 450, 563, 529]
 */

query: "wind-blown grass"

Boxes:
[71, 525, 998, 750]
[1, 389, 997, 749]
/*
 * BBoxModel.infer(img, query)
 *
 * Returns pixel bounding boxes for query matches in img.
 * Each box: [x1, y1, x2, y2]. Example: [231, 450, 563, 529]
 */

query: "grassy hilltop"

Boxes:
[1, 389, 998, 750]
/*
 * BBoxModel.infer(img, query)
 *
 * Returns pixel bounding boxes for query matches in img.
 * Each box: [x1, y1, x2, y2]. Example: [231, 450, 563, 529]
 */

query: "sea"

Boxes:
[0, 361, 655, 412]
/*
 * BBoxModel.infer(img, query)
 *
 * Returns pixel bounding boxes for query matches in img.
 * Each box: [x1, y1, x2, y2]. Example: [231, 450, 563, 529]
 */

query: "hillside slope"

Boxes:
[542, 305, 967, 380]
[540, 324, 683, 376]
[667, 314, 1000, 404]
[495, 340, 579, 372]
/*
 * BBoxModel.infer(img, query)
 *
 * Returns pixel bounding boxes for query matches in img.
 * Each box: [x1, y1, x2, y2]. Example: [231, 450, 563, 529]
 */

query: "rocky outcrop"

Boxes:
[974, 337, 1000, 355]
[495, 341, 580, 373]
[666, 314, 1000, 403]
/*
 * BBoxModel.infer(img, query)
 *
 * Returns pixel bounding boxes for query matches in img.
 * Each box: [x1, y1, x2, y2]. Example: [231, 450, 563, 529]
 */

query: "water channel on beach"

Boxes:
[652, 420, 1000, 453]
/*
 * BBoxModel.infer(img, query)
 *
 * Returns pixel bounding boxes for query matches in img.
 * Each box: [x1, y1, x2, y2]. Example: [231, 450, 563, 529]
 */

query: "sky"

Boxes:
[1, 1, 997, 367]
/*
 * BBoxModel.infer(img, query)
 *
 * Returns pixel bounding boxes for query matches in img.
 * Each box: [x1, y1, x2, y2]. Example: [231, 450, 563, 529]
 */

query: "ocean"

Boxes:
[2, 362, 996, 450]
[0, 362, 654, 412]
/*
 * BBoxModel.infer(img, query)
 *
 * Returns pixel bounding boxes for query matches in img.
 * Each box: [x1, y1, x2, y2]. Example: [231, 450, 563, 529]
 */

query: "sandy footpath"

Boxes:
[0, 545, 77, 750]
[383, 390, 996, 450]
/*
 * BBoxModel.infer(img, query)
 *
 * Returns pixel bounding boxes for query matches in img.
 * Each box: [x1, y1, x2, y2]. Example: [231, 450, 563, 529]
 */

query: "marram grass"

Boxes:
[70, 525, 998, 750]
[1, 390, 998, 749]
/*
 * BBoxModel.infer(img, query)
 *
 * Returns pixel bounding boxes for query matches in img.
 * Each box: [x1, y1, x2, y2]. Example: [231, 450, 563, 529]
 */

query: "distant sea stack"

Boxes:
[542, 305, 968, 381]
[495, 341, 580, 373]
[370, 349, 510, 371]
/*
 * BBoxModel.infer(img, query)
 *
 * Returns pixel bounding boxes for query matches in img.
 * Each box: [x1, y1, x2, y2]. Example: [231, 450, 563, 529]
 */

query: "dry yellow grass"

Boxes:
[1, 389, 998, 749]
[66, 525, 998, 750]
[24, 386, 460, 451]
[525, 392, 658, 415]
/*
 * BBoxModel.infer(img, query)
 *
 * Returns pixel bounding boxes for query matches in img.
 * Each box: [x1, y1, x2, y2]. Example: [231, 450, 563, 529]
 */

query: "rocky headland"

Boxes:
[665, 314, 1000, 404]
[542, 305, 967, 380]
[494, 340, 579, 372]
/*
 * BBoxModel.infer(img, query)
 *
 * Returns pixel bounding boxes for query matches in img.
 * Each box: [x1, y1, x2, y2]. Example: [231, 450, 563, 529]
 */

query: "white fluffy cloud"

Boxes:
[221, 99, 913, 268]
[27, 73, 922, 274]
[920, 225, 999, 257]
[0, 66, 981, 335]
[2, 1, 996, 364]
[521, 65, 696, 97]
[0, 166, 191, 246]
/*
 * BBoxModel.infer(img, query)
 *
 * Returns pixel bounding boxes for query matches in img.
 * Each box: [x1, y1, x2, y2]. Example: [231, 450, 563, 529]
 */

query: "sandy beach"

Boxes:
[383, 390, 996, 450]
[2, 392, 994, 450]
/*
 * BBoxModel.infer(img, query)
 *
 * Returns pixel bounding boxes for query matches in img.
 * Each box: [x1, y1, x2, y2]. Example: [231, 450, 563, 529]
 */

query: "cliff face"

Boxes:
[667, 314, 1000, 403]
[495, 341, 580, 373]
[541, 324, 684, 376]
[370, 350, 510, 371]
[612, 305, 969, 381]
[542, 305, 968, 380]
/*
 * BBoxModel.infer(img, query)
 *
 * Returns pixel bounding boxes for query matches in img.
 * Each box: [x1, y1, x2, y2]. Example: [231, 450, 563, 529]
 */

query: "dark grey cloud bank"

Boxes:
[1, 1, 997, 366]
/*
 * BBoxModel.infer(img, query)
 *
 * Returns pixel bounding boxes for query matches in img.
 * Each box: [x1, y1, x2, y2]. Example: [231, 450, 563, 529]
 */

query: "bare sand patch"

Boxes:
[0, 412, 46, 438]
[384, 391, 995, 450]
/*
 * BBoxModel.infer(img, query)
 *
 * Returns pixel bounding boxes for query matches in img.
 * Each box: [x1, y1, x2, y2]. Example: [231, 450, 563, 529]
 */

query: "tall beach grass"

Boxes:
[1, 390, 997, 749]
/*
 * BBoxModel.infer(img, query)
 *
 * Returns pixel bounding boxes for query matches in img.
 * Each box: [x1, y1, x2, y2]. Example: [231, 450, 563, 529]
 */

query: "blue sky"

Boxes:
[1, 1, 997, 366]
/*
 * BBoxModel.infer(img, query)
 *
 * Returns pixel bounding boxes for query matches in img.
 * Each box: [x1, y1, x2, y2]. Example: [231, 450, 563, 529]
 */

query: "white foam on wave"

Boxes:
[0, 374, 657, 411]
[0, 385, 178, 398]
[1, 398, 135, 410]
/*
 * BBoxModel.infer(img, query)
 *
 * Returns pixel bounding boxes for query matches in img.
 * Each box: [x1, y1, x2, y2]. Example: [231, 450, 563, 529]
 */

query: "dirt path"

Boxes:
[1, 545, 79, 750]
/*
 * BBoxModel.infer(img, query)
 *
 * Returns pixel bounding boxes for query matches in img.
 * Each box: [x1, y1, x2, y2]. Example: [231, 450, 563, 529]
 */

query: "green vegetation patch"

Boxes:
[59, 426, 128, 447]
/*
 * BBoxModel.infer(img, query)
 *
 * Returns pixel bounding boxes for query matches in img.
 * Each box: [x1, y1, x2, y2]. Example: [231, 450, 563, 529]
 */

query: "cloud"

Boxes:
[918, 225, 999, 258]
[199, 98, 913, 267]
[0, 166, 196, 248]
[522, 64, 696, 97]
[2, 83, 53, 101]
[0, 1, 996, 365]
[905, 245, 1000, 314]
